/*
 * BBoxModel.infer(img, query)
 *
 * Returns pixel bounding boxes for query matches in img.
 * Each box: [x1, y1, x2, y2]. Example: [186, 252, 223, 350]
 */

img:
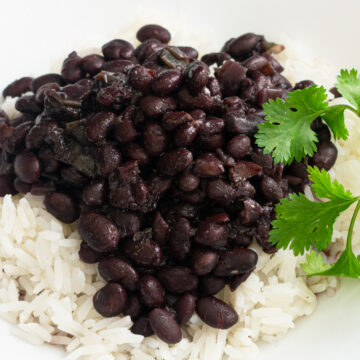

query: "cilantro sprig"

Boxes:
[255, 69, 360, 164]
[270, 166, 360, 278]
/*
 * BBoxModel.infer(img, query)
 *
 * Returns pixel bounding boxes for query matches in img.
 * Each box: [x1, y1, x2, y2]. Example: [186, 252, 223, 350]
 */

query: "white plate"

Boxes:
[1, 0, 360, 359]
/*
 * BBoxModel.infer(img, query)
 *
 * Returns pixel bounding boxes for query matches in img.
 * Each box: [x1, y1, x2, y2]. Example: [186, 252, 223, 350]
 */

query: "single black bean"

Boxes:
[216, 61, 246, 96]
[201, 52, 231, 66]
[140, 95, 177, 118]
[213, 248, 258, 277]
[61, 52, 84, 83]
[224, 110, 262, 135]
[85, 111, 115, 143]
[3, 77, 32, 98]
[190, 247, 219, 276]
[110, 210, 141, 238]
[131, 316, 154, 337]
[102, 39, 134, 60]
[198, 133, 224, 150]
[162, 111, 192, 132]
[177, 86, 213, 111]
[124, 236, 163, 266]
[174, 293, 196, 325]
[137, 24, 171, 44]
[0, 175, 16, 196]
[184, 61, 209, 95]
[194, 213, 229, 249]
[258, 88, 284, 106]
[250, 147, 274, 176]
[207, 77, 222, 97]
[35, 82, 61, 104]
[177, 171, 200, 192]
[196, 297, 238, 329]
[152, 211, 170, 246]
[157, 148, 193, 176]
[260, 176, 283, 202]
[13, 177, 31, 194]
[168, 217, 191, 261]
[198, 116, 225, 136]
[124, 294, 143, 320]
[240, 198, 262, 225]
[31, 73, 65, 93]
[95, 143, 122, 177]
[229, 161, 262, 183]
[78, 213, 120, 252]
[227, 135, 251, 159]
[157, 266, 198, 294]
[311, 141, 337, 171]
[45, 192, 79, 224]
[316, 124, 331, 142]
[82, 178, 106, 207]
[143, 122, 168, 156]
[149, 308, 182, 344]
[98, 257, 139, 291]
[226, 33, 261, 59]
[15, 95, 43, 114]
[93, 283, 127, 317]
[81, 54, 105, 75]
[193, 153, 225, 177]
[199, 276, 226, 296]
[178, 46, 198, 59]
[294, 80, 315, 90]
[128, 65, 155, 93]
[139, 275, 165, 308]
[229, 271, 252, 291]
[101, 59, 135, 74]
[243, 54, 269, 71]
[134, 39, 165, 63]
[14, 152, 41, 184]
[151, 69, 182, 96]
[78, 241, 103, 264]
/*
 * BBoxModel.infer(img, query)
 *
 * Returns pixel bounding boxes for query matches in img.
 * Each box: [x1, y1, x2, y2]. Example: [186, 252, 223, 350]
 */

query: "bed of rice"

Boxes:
[0, 39, 358, 360]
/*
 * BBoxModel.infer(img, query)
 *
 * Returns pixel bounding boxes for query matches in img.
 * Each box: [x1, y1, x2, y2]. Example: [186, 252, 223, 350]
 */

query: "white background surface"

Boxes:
[1, 0, 360, 359]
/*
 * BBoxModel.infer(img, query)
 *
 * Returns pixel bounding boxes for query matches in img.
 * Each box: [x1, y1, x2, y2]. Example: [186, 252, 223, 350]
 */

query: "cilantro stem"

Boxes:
[341, 104, 360, 118]
[346, 200, 360, 252]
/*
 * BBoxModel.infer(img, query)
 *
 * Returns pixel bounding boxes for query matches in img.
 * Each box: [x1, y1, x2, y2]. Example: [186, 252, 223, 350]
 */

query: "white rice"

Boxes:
[1, 42, 357, 359]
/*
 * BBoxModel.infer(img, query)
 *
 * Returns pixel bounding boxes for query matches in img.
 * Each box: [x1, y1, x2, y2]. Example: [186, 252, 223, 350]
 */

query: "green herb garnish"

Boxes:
[255, 69, 360, 164]
[256, 68, 360, 278]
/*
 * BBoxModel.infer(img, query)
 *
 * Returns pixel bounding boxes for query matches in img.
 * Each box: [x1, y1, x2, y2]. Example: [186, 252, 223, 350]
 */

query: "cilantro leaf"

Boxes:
[336, 69, 360, 111]
[270, 166, 359, 255]
[301, 251, 331, 274]
[256, 86, 326, 164]
[321, 105, 349, 140]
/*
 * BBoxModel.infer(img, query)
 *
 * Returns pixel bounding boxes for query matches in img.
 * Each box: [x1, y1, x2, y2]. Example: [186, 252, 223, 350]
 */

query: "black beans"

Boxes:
[98, 257, 139, 291]
[143, 122, 168, 156]
[93, 283, 127, 317]
[149, 308, 182, 344]
[168, 217, 191, 261]
[190, 247, 219, 276]
[184, 61, 209, 95]
[14, 152, 41, 184]
[102, 39, 134, 60]
[78, 213, 120, 252]
[194, 213, 229, 249]
[213, 248, 258, 276]
[157, 266, 198, 294]
[227, 135, 251, 159]
[311, 141, 337, 171]
[61, 52, 84, 83]
[124, 235, 163, 266]
[294, 80, 315, 90]
[131, 316, 154, 337]
[139, 275, 165, 308]
[174, 294, 196, 325]
[196, 297, 238, 329]
[157, 148, 193, 176]
[31, 73, 65, 93]
[0, 27, 323, 340]
[85, 112, 115, 143]
[44, 192, 79, 223]
[140, 95, 177, 118]
[151, 70, 182, 96]
[137, 24, 171, 44]
[194, 153, 225, 177]
[3, 77, 32, 98]
[82, 54, 105, 75]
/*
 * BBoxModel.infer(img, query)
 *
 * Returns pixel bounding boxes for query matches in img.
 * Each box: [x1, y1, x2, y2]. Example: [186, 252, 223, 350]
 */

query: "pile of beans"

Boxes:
[0, 24, 337, 344]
